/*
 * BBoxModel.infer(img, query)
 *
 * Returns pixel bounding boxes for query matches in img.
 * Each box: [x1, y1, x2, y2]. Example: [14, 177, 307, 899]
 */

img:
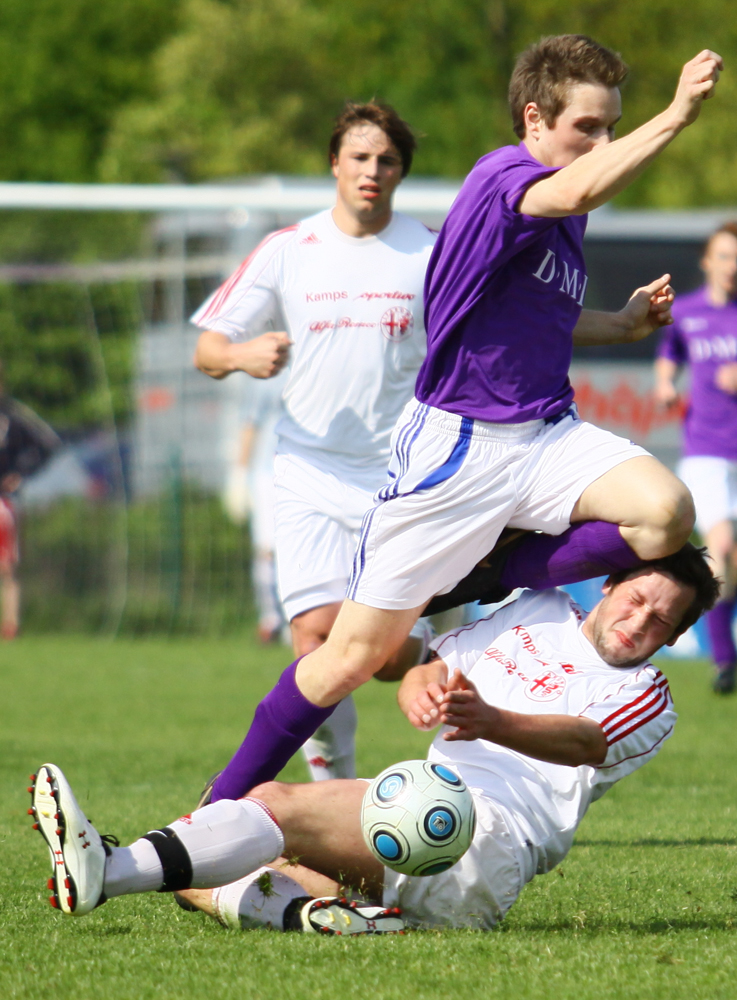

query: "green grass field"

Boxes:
[1, 634, 736, 1000]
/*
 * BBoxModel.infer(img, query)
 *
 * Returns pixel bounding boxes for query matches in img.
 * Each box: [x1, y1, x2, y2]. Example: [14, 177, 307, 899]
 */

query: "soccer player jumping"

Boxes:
[207, 36, 723, 803]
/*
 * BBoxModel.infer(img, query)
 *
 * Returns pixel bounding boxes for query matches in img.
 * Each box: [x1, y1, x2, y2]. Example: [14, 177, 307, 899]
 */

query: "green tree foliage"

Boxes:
[100, 0, 737, 206]
[0, 0, 183, 183]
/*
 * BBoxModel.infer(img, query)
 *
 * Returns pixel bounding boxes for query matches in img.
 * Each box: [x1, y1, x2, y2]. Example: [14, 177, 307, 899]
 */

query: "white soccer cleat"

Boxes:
[299, 897, 405, 935]
[29, 763, 108, 916]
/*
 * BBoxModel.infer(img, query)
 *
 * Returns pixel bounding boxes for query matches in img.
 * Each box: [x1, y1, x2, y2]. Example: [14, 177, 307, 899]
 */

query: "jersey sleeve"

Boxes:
[580, 666, 677, 780]
[657, 317, 687, 365]
[459, 152, 563, 275]
[190, 227, 297, 341]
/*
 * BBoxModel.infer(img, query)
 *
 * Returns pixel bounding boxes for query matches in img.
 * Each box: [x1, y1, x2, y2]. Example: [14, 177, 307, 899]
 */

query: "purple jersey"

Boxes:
[416, 144, 588, 423]
[658, 287, 737, 460]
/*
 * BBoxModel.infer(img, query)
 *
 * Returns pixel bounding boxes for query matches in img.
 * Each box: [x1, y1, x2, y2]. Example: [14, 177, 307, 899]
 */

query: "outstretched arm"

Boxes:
[519, 50, 723, 218]
[440, 670, 607, 767]
[194, 328, 291, 380]
[573, 274, 674, 346]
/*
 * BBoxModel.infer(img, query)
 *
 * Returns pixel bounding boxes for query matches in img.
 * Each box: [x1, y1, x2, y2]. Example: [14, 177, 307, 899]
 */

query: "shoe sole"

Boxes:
[29, 764, 105, 915]
[304, 898, 405, 935]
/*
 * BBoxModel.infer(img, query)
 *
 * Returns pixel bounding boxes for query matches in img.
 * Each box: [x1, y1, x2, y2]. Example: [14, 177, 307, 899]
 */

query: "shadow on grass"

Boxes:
[574, 838, 737, 848]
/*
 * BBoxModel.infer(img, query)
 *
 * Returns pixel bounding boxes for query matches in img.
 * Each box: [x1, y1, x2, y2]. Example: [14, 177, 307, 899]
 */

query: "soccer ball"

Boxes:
[361, 760, 476, 877]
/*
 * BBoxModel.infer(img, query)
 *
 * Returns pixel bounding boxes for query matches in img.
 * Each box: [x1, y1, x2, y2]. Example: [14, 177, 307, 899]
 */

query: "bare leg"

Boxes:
[176, 780, 381, 919]
[704, 519, 736, 600]
[0, 561, 19, 639]
[295, 600, 426, 707]
[572, 455, 694, 558]
[291, 601, 424, 674]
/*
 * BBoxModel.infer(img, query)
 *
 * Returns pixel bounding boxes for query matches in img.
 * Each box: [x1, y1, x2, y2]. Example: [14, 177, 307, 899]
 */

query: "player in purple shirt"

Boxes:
[202, 35, 723, 804]
[656, 222, 737, 693]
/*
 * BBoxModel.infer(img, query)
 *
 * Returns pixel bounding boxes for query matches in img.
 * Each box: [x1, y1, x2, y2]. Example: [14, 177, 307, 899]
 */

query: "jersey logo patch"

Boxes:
[525, 672, 566, 701]
[300, 232, 322, 245]
[381, 306, 413, 342]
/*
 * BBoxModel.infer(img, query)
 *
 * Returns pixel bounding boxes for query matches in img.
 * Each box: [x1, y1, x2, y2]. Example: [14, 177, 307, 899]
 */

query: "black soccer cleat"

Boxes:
[424, 529, 529, 616]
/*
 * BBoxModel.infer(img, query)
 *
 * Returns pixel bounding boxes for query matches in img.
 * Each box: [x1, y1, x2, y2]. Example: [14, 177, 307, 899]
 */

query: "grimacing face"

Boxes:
[330, 123, 403, 222]
[523, 81, 622, 168]
[582, 568, 696, 668]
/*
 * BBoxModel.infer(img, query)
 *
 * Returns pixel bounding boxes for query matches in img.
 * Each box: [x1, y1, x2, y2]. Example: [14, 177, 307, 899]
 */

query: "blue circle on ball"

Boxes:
[431, 764, 462, 786]
[377, 773, 406, 802]
[374, 832, 401, 860]
[424, 808, 455, 840]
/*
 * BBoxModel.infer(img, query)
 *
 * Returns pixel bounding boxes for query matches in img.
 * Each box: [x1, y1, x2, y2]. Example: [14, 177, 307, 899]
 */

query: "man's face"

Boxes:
[583, 568, 695, 668]
[524, 82, 622, 168]
[331, 124, 404, 221]
[702, 231, 737, 300]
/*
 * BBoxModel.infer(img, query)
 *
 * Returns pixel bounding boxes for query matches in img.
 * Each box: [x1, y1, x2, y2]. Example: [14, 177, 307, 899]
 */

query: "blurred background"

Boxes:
[1, 0, 736, 637]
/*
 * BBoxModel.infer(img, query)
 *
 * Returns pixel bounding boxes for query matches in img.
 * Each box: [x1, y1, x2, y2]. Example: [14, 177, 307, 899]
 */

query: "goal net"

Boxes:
[0, 179, 456, 635]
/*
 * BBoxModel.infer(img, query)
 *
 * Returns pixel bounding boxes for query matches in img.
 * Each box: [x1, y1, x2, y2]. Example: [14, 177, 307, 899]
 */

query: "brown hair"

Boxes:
[328, 102, 417, 177]
[509, 35, 628, 139]
[607, 543, 720, 638]
[704, 220, 737, 255]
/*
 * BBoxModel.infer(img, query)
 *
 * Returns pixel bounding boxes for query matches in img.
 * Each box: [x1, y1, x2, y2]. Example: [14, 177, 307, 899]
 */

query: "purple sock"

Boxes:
[210, 660, 336, 802]
[706, 599, 737, 668]
[501, 521, 643, 591]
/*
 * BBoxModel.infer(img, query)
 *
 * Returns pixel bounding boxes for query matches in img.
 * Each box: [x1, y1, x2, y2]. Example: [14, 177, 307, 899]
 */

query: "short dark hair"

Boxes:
[509, 34, 628, 140]
[607, 543, 720, 637]
[328, 102, 417, 177]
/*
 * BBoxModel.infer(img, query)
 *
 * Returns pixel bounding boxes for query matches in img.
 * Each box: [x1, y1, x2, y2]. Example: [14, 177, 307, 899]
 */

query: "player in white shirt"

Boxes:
[192, 103, 436, 784]
[34, 544, 718, 932]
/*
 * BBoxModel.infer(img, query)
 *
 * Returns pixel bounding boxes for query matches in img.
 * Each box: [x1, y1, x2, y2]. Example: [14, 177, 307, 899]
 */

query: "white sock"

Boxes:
[104, 839, 163, 898]
[103, 798, 284, 897]
[302, 695, 357, 781]
[212, 866, 308, 930]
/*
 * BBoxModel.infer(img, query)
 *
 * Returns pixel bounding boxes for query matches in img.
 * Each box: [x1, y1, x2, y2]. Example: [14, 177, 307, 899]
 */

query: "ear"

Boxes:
[523, 102, 544, 141]
[330, 154, 339, 180]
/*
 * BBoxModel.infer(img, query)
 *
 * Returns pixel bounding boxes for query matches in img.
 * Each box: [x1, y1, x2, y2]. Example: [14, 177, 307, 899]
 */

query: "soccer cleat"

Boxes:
[713, 664, 736, 695]
[424, 528, 529, 616]
[30, 763, 109, 916]
[298, 897, 405, 935]
[194, 771, 222, 812]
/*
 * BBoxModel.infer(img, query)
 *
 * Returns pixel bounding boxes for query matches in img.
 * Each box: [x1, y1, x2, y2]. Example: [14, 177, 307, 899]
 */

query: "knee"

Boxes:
[636, 484, 695, 557]
[246, 781, 288, 818]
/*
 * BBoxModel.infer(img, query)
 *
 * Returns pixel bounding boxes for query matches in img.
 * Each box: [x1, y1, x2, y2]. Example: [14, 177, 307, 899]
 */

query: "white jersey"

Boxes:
[191, 209, 436, 489]
[430, 588, 676, 875]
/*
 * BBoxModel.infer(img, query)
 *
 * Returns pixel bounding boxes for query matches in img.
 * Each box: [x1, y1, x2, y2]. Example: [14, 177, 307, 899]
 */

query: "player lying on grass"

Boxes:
[30, 545, 717, 932]
[198, 36, 724, 806]
[193, 102, 436, 783]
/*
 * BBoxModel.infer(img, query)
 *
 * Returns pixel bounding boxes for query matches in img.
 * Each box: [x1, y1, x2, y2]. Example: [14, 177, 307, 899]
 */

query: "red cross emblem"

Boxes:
[526, 672, 566, 701]
[381, 306, 413, 342]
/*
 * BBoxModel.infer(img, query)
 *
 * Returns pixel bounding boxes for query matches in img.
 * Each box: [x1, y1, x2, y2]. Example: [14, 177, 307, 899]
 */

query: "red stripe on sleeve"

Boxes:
[200, 225, 298, 322]
[602, 689, 667, 742]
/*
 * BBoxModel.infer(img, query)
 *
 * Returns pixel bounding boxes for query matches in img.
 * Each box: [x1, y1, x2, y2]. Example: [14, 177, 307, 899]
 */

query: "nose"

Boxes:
[364, 156, 381, 177]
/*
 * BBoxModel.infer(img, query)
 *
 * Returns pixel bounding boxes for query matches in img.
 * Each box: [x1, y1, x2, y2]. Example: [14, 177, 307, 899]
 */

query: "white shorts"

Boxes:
[273, 451, 376, 621]
[679, 456, 737, 535]
[348, 399, 649, 610]
[382, 791, 527, 930]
